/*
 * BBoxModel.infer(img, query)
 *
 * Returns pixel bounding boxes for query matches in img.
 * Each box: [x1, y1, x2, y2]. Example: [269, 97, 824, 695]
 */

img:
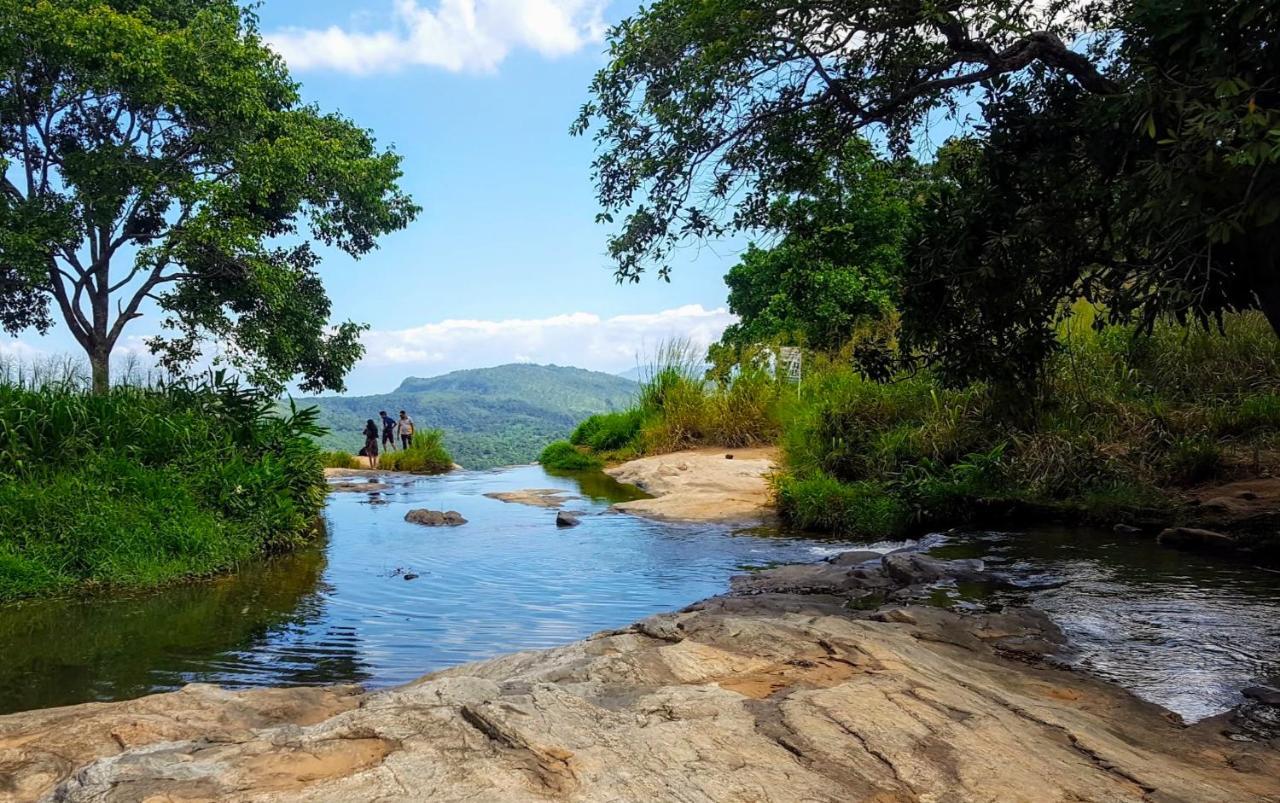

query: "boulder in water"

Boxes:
[405, 509, 467, 527]
[1157, 527, 1235, 551]
[556, 511, 581, 528]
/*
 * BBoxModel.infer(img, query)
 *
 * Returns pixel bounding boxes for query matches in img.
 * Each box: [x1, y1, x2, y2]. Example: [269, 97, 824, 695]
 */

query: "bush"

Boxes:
[571, 409, 647, 452]
[539, 440, 604, 471]
[775, 311, 1280, 536]
[378, 429, 453, 474]
[774, 473, 909, 537]
[0, 373, 326, 601]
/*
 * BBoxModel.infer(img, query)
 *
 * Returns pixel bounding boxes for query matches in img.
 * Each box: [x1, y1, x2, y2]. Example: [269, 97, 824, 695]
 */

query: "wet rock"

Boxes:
[404, 509, 467, 527]
[1114, 523, 1142, 536]
[485, 489, 575, 508]
[1157, 527, 1236, 551]
[882, 553, 990, 585]
[555, 511, 581, 528]
[1244, 685, 1280, 706]
[827, 550, 885, 567]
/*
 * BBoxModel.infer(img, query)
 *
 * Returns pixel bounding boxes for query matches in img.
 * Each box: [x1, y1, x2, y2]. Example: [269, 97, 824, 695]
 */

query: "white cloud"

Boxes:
[361, 304, 736, 374]
[0, 339, 46, 361]
[266, 0, 608, 75]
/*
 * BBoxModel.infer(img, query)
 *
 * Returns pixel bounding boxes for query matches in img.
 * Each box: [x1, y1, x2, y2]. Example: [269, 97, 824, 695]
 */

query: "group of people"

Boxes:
[360, 410, 415, 468]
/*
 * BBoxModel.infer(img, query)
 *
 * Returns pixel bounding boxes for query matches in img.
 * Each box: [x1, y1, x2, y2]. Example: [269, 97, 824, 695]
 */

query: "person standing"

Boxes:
[379, 410, 398, 452]
[398, 410, 415, 449]
[362, 419, 379, 469]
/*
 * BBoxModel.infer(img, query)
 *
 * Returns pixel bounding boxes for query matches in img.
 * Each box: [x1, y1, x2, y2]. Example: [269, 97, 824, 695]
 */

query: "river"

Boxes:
[0, 465, 1277, 721]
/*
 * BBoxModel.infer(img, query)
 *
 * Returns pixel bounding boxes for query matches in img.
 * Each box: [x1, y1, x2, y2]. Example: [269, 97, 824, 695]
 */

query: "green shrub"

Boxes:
[378, 429, 453, 474]
[0, 374, 326, 601]
[539, 440, 603, 471]
[572, 409, 647, 452]
[775, 473, 909, 537]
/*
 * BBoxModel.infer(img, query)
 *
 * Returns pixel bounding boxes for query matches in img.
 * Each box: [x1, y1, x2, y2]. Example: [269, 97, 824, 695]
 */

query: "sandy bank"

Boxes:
[605, 447, 778, 524]
[3, 552, 1277, 801]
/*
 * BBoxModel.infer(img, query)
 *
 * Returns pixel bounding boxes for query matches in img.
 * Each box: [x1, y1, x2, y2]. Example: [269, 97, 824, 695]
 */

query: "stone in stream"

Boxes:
[1244, 685, 1280, 706]
[1157, 526, 1236, 551]
[556, 510, 581, 528]
[404, 509, 467, 527]
[1114, 523, 1142, 536]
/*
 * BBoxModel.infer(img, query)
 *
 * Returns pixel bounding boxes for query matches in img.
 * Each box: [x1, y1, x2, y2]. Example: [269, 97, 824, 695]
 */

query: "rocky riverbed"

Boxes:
[3, 550, 1278, 802]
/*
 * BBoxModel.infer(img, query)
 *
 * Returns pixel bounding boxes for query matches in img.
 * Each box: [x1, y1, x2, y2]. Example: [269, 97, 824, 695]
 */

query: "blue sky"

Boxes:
[8, 0, 744, 395]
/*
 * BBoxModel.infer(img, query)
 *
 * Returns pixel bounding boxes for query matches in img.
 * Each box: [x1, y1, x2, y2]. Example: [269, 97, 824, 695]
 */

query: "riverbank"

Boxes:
[3, 549, 1277, 801]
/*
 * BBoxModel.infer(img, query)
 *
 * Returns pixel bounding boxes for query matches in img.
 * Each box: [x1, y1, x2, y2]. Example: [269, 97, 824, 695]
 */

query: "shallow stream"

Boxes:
[0, 466, 1277, 722]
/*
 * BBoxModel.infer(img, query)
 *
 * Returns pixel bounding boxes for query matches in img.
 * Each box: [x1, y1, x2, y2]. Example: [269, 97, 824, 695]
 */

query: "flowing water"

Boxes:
[0, 465, 872, 715]
[0, 466, 1277, 722]
[928, 528, 1280, 721]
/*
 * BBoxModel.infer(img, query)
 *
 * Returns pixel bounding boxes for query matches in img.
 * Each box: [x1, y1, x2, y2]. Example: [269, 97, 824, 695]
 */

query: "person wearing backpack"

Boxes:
[398, 410, 415, 449]
[362, 419, 379, 469]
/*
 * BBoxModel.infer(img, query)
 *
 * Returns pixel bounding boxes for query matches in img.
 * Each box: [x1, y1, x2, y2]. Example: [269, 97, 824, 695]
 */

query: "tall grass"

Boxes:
[378, 429, 454, 474]
[567, 338, 785, 460]
[0, 372, 327, 601]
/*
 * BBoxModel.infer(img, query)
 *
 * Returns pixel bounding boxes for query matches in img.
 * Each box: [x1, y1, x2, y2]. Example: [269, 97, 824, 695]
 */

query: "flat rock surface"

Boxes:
[606, 447, 778, 523]
[484, 489, 578, 508]
[3, 581, 1278, 802]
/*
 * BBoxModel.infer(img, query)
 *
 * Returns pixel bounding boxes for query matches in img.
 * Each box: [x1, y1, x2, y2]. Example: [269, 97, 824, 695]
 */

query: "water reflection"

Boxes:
[0, 547, 354, 712]
[0, 466, 866, 715]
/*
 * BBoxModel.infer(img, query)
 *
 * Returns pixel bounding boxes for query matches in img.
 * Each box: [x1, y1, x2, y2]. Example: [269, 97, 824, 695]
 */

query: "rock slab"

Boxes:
[3, 587, 1278, 801]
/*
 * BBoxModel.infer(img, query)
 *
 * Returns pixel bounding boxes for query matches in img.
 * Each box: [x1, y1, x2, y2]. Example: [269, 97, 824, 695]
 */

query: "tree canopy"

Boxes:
[578, 0, 1280, 384]
[0, 0, 418, 392]
[718, 140, 915, 354]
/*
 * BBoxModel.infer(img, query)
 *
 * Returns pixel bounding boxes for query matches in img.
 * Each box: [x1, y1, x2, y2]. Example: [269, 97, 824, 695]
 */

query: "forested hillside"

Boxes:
[304, 364, 637, 468]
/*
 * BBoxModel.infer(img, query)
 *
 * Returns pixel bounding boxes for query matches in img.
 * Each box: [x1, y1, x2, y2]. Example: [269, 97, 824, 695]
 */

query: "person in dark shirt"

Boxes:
[362, 419, 379, 469]
[379, 410, 397, 452]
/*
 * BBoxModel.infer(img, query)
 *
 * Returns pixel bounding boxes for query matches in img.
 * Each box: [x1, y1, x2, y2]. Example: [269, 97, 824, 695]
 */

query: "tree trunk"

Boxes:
[89, 344, 110, 394]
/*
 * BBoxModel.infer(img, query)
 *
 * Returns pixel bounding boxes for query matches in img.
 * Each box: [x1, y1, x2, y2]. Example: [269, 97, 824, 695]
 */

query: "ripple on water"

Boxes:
[929, 528, 1280, 721]
[0, 465, 869, 714]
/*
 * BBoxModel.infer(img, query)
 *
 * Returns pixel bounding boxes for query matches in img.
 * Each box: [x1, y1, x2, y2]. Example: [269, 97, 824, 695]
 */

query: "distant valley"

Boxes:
[301, 364, 638, 469]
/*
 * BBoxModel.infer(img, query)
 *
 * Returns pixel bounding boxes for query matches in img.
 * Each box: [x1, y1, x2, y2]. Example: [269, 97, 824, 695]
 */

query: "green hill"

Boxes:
[301, 364, 638, 469]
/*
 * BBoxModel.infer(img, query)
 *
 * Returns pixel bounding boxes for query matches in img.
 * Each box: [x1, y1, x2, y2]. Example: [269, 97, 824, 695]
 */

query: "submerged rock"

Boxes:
[404, 509, 467, 527]
[555, 511, 581, 528]
[1157, 526, 1236, 551]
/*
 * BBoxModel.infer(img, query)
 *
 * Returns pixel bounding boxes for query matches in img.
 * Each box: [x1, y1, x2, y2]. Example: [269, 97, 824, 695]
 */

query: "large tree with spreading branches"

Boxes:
[0, 0, 418, 393]
[575, 0, 1280, 376]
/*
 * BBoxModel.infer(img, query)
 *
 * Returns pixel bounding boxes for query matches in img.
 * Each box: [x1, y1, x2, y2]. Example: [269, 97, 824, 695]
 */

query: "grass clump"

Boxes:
[539, 440, 604, 471]
[320, 450, 361, 469]
[0, 373, 327, 601]
[378, 429, 453, 474]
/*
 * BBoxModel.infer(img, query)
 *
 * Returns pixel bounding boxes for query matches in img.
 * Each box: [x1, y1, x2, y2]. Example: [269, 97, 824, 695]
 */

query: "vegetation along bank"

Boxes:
[0, 375, 328, 602]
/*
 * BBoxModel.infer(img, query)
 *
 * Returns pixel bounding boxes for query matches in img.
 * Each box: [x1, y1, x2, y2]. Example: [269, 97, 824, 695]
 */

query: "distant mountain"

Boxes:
[302, 364, 638, 469]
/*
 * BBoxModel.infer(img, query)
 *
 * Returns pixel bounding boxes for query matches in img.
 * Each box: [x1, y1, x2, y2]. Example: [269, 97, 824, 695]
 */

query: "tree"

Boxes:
[577, 0, 1280, 384]
[0, 0, 418, 393]
[900, 0, 1280, 386]
[719, 141, 915, 353]
[573, 0, 1115, 283]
